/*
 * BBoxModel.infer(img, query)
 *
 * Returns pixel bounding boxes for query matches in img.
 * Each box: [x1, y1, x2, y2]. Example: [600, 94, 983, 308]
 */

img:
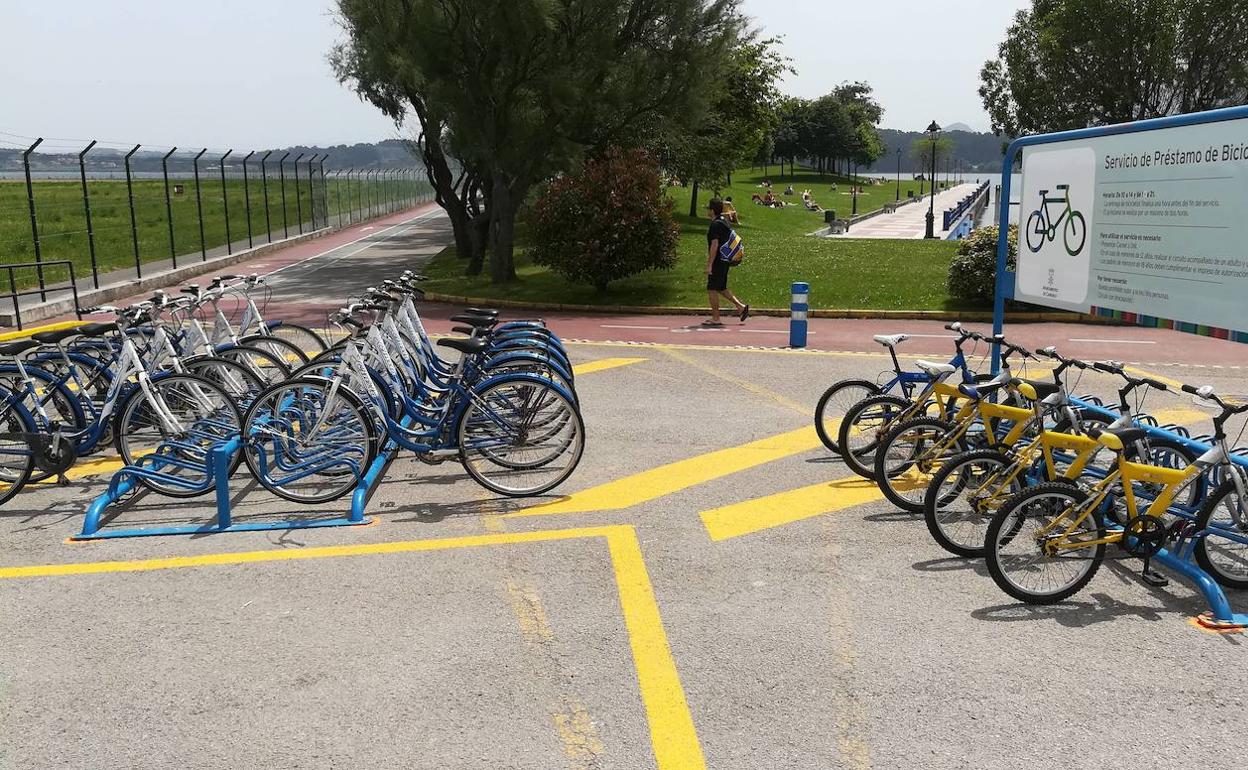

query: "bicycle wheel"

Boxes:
[240, 334, 309, 368]
[0, 369, 86, 483]
[985, 482, 1105, 604]
[1025, 210, 1045, 252]
[923, 449, 1015, 556]
[270, 322, 328, 357]
[215, 344, 291, 386]
[113, 374, 242, 498]
[458, 378, 584, 497]
[242, 377, 379, 504]
[1194, 479, 1248, 590]
[183, 356, 265, 404]
[873, 416, 960, 513]
[0, 394, 36, 507]
[837, 394, 909, 479]
[815, 379, 880, 453]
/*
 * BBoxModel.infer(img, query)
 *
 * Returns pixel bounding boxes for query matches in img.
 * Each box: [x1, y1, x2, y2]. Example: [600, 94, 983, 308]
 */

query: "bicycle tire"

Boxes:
[113, 373, 243, 498]
[269, 322, 328, 356]
[984, 482, 1105, 604]
[0, 392, 37, 507]
[837, 393, 910, 479]
[873, 416, 960, 513]
[1194, 479, 1248, 590]
[923, 448, 1013, 557]
[239, 334, 310, 367]
[1025, 210, 1045, 252]
[815, 379, 880, 453]
[1064, 211, 1087, 256]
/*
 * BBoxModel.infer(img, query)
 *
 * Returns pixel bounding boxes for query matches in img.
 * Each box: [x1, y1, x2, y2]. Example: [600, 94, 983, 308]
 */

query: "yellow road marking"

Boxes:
[1124, 365, 1186, 391]
[1149, 406, 1212, 427]
[571, 357, 647, 376]
[660, 346, 808, 415]
[508, 426, 821, 518]
[700, 475, 883, 541]
[0, 321, 83, 343]
[0, 524, 705, 770]
[29, 455, 126, 485]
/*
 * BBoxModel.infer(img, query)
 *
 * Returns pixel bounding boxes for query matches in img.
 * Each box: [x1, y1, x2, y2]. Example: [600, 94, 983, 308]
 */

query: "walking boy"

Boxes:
[704, 198, 750, 326]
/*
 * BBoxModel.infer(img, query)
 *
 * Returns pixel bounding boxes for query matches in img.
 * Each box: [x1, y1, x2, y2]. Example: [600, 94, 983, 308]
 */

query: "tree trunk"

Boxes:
[487, 169, 519, 284]
[465, 212, 489, 276]
[688, 180, 700, 218]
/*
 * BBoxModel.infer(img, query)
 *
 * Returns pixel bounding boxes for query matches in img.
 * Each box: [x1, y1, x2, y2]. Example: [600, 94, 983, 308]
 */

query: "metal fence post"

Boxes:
[21, 138, 46, 300]
[242, 150, 254, 248]
[319, 156, 328, 227]
[79, 140, 100, 289]
[278, 152, 290, 238]
[260, 150, 273, 243]
[219, 149, 233, 254]
[367, 170, 375, 219]
[293, 152, 305, 234]
[124, 144, 143, 278]
[161, 147, 178, 269]
[352, 169, 360, 223]
[306, 154, 319, 229]
[193, 149, 208, 260]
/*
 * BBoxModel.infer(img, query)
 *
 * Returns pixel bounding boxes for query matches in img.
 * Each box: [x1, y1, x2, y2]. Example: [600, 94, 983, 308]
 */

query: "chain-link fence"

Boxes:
[0, 133, 434, 304]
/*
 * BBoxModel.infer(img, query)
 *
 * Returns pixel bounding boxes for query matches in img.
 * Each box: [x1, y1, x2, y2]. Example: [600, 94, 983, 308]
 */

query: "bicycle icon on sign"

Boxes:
[1025, 184, 1087, 256]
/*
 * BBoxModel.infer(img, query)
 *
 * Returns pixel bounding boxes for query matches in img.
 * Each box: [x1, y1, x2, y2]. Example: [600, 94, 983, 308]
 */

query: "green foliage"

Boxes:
[909, 136, 955, 173]
[980, 0, 1248, 136]
[769, 82, 885, 174]
[946, 224, 1017, 303]
[529, 149, 679, 291]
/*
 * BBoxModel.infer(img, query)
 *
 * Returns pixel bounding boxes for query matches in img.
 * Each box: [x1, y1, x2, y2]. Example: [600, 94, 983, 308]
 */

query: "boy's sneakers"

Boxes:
[739, 304, 751, 322]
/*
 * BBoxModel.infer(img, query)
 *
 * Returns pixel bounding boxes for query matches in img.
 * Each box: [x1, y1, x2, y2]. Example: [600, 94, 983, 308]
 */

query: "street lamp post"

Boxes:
[851, 162, 858, 217]
[895, 148, 901, 201]
[924, 121, 940, 239]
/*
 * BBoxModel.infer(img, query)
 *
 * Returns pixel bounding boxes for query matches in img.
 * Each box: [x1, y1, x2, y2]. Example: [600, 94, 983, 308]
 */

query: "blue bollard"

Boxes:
[790, 281, 809, 348]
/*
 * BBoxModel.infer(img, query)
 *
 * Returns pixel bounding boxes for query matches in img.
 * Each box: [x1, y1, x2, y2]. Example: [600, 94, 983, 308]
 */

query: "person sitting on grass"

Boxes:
[722, 196, 741, 224]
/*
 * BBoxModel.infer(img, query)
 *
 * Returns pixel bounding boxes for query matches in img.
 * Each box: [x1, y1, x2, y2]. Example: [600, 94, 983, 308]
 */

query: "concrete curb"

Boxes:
[421, 292, 1114, 324]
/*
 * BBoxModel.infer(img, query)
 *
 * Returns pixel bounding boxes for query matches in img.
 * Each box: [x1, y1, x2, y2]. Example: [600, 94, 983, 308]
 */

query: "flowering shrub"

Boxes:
[529, 148, 679, 291]
[946, 224, 1018, 304]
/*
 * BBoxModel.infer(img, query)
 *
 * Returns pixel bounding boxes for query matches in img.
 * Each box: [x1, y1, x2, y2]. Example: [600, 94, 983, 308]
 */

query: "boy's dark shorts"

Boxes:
[706, 260, 729, 291]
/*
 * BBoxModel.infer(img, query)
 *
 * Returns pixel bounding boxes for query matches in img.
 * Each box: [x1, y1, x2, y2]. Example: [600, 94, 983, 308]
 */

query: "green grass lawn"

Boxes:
[424, 166, 978, 311]
[0, 176, 430, 290]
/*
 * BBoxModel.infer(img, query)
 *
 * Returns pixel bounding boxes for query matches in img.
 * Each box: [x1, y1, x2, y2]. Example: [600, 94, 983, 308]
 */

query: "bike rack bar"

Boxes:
[75, 434, 381, 540]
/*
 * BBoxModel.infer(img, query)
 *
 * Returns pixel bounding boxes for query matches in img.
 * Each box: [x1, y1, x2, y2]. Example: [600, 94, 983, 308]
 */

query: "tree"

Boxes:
[332, 0, 742, 283]
[980, 0, 1248, 136]
[657, 34, 790, 215]
[772, 97, 811, 178]
[909, 136, 954, 178]
[529, 148, 679, 292]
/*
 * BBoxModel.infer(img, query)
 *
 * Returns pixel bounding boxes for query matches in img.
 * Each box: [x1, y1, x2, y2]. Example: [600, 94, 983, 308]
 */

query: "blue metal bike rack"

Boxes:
[74, 431, 402, 540]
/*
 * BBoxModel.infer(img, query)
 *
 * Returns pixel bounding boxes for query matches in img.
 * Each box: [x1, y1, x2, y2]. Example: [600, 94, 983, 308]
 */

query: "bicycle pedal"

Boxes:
[1140, 562, 1169, 588]
[56, 473, 70, 487]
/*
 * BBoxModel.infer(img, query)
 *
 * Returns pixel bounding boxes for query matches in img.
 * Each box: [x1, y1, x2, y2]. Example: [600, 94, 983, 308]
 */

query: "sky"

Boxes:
[1, 0, 1029, 153]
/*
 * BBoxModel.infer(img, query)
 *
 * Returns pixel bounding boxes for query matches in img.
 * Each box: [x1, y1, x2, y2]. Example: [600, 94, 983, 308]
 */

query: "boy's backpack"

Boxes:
[718, 229, 744, 265]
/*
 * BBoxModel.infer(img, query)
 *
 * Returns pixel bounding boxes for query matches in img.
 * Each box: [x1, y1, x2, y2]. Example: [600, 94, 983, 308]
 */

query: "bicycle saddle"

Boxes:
[437, 336, 489, 355]
[0, 339, 42, 356]
[450, 314, 496, 328]
[958, 381, 1005, 400]
[916, 359, 956, 377]
[30, 327, 82, 345]
[872, 334, 908, 347]
[78, 322, 119, 337]
[464, 307, 500, 317]
[1015, 378, 1061, 400]
[1090, 426, 1147, 450]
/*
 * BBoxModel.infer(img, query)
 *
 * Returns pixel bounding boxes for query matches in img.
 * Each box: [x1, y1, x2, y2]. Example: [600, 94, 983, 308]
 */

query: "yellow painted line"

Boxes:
[700, 475, 883, 541]
[1124, 365, 1186, 391]
[571, 357, 647, 376]
[0, 320, 83, 343]
[1149, 406, 1212, 427]
[606, 526, 706, 769]
[660, 345, 808, 415]
[29, 455, 126, 485]
[508, 426, 821, 518]
[0, 524, 704, 769]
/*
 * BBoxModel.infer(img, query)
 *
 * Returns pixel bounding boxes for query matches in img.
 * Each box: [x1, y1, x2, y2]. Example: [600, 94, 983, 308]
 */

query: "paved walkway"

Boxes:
[826, 182, 978, 239]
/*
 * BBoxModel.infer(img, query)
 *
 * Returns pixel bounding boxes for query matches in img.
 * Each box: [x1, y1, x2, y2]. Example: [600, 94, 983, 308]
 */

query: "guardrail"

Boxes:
[942, 181, 991, 231]
[0, 261, 82, 330]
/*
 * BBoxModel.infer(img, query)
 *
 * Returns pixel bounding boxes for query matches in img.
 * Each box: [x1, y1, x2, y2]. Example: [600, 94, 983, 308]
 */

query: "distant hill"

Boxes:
[864, 128, 1012, 174]
[943, 122, 976, 133]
